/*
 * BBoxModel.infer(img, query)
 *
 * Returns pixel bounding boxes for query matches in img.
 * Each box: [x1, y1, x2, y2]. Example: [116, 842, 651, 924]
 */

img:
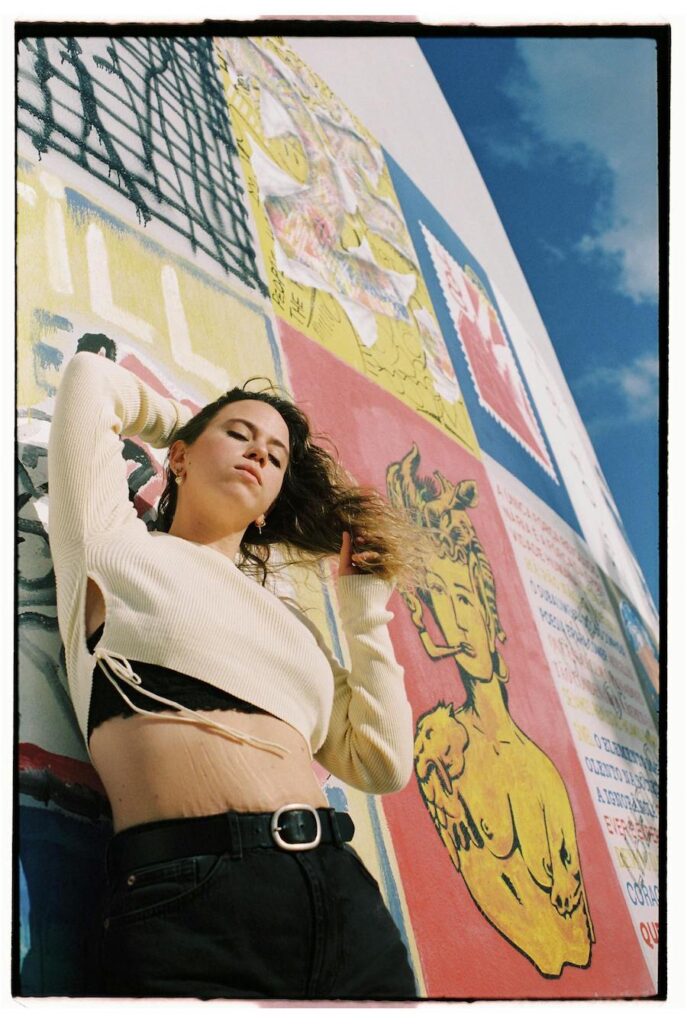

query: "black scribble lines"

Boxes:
[18, 35, 266, 294]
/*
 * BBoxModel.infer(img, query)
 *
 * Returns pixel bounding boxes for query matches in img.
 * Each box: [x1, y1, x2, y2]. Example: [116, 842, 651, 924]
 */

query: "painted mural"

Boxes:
[602, 577, 659, 729]
[15, 30, 659, 1000]
[385, 154, 578, 527]
[214, 35, 477, 454]
[387, 453, 593, 977]
[17, 35, 264, 292]
[485, 456, 659, 985]
[420, 226, 553, 476]
[280, 324, 653, 998]
[489, 284, 658, 636]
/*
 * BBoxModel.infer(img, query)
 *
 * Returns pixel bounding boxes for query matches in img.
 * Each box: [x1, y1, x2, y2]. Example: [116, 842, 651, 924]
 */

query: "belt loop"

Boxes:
[328, 808, 344, 848]
[226, 812, 243, 860]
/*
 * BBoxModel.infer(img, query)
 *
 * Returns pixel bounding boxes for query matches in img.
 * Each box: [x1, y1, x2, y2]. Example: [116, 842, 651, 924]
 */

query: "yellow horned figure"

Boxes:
[388, 446, 594, 978]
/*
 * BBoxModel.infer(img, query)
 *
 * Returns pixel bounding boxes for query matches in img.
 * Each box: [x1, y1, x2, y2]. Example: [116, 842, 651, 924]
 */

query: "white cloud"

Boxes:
[617, 353, 659, 404]
[507, 38, 658, 303]
[540, 238, 566, 264]
[577, 351, 659, 431]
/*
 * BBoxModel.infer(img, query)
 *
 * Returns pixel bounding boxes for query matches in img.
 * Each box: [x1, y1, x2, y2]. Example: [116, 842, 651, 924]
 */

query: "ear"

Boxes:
[168, 439, 186, 472]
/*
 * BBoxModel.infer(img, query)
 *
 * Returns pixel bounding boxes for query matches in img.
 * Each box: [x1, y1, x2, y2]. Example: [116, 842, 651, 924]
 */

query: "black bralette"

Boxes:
[86, 623, 267, 740]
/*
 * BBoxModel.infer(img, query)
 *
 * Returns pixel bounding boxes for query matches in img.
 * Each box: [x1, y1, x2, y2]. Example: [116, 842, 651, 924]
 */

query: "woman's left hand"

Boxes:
[338, 530, 383, 576]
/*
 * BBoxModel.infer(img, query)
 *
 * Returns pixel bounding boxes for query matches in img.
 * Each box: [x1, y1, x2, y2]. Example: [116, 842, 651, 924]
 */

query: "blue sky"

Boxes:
[419, 35, 659, 609]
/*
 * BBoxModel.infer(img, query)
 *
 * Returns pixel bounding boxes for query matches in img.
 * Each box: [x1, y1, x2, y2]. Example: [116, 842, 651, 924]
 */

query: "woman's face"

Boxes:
[173, 399, 291, 532]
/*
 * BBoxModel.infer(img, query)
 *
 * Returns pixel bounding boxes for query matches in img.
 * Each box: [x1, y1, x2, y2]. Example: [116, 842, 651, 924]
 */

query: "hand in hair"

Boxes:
[338, 530, 383, 577]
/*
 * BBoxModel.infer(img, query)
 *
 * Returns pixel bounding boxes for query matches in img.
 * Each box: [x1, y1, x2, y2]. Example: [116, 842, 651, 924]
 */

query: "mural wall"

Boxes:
[15, 31, 659, 998]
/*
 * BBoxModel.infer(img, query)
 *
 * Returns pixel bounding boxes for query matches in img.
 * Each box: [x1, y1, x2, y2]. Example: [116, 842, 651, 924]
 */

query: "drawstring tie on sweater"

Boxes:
[93, 648, 290, 756]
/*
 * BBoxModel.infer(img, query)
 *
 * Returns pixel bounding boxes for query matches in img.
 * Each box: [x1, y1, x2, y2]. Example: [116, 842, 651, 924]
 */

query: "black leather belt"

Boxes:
[107, 804, 355, 878]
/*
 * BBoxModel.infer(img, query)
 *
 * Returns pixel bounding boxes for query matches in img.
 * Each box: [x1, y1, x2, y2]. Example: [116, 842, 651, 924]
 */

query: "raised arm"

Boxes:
[48, 350, 192, 556]
[312, 574, 414, 794]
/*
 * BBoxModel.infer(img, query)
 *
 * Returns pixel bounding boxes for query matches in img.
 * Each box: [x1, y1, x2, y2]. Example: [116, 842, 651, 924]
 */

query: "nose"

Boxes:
[246, 441, 268, 466]
[451, 603, 469, 633]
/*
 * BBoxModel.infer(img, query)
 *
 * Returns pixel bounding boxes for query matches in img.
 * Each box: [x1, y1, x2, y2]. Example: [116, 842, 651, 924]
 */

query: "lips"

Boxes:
[235, 462, 262, 485]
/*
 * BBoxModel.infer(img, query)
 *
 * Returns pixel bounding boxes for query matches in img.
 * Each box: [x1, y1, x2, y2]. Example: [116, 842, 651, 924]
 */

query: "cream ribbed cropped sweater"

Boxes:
[47, 351, 414, 793]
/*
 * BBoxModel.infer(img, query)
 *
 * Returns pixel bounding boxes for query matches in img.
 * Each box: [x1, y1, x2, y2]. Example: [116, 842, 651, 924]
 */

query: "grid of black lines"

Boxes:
[17, 35, 266, 293]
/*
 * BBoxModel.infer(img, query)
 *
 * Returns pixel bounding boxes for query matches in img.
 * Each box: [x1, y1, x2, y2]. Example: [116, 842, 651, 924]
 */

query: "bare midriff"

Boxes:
[89, 708, 328, 834]
[84, 580, 328, 834]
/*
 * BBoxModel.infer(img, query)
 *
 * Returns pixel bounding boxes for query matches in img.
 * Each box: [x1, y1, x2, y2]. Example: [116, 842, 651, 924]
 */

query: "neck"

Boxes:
[168, 508, 247, 562]
[464, 671, 510, 736]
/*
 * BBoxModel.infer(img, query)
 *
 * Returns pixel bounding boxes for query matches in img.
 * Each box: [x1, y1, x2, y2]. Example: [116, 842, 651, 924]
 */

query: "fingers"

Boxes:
[340, 530, 385, 575]
[351, 533, 383, 552]
[349, 532, 383, 571]
[338, 531, 356, 577]
[351, 550, 382, 566]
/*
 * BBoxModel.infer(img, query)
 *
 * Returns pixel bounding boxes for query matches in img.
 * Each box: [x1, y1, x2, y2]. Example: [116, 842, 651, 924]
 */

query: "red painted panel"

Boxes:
[280, 320, 653, 998]
[19, 742, 106, 795]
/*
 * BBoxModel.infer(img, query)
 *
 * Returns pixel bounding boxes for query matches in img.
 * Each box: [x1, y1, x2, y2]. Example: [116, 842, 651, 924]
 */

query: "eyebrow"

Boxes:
[223, 417, 290, 455]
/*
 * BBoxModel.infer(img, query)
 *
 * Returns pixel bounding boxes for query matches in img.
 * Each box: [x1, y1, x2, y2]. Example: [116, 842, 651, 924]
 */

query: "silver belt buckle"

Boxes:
[270, 803, 322, 851]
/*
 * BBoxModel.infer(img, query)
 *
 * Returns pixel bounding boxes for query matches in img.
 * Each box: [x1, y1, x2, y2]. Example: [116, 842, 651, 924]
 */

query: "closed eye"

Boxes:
[228, 430, 282, 468]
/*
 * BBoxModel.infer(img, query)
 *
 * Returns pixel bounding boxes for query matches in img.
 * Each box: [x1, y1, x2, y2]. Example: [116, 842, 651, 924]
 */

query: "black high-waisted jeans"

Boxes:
[99, 818, 418, 1001]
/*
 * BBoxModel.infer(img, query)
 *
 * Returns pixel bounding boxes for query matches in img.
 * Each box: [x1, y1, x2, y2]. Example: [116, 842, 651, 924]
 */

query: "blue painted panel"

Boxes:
[386, 153, 581, 533]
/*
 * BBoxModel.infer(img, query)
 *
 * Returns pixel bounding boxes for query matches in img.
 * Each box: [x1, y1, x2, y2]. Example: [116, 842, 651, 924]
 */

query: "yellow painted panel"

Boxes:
[215, 36, 479, 456]
[16, 157, 279, 409]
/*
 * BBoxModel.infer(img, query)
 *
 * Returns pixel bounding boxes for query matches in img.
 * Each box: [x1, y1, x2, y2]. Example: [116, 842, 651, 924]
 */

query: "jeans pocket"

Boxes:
[105, 853, 224, 929]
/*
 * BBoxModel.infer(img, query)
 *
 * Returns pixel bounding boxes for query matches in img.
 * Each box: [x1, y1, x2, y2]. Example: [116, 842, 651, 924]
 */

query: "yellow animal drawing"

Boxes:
[388, 445, 594, 977]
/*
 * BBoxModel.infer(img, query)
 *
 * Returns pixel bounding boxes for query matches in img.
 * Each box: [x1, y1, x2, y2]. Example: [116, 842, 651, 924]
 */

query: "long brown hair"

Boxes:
[156, 379, 429, 588]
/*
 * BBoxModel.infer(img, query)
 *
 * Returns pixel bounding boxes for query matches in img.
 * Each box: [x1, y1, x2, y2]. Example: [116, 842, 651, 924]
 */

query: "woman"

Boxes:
[48, 349, 422, 1000]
